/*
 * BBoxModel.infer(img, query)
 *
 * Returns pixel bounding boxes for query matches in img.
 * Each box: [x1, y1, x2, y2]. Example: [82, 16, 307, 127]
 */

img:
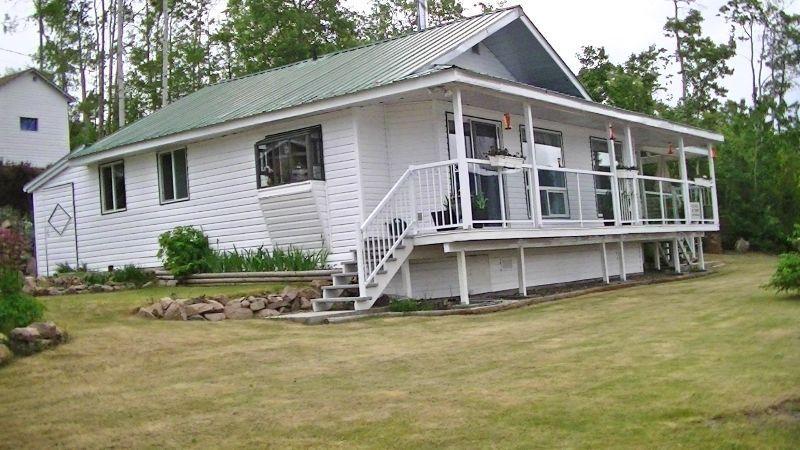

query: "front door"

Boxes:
[40, 183, 78, 275]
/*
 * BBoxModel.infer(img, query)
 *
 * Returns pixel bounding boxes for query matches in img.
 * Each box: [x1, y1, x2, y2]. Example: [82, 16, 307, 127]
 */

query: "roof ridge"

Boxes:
[206, 6, 519, 87]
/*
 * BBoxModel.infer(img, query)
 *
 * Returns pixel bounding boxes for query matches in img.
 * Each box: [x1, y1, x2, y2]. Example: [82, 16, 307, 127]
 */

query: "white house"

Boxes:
[0, 68, 72, 168]
[24, 7, 722, 311]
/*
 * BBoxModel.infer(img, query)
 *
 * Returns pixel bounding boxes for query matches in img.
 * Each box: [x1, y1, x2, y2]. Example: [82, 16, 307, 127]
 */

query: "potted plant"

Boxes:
[615, 164, 639, 179]
[487, 146, 525, 169]
[472, 192, 489, 228]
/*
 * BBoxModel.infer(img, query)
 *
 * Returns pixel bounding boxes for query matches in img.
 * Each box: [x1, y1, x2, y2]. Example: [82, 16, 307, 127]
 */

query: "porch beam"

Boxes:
[523, 103, 543, 227]
[517, 247, 527, 296]
[457, 250, 469, 305]
[600, 242, 610, 283]
[624, 126, 641, 225]
[678, 137, 692, 224]
[707, 143, 720, 226]
[453, 88, 473, 229]
[607, 123, 623, 227]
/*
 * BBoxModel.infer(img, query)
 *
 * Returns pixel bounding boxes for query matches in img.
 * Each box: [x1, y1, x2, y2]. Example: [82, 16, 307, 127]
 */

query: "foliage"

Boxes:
[110, 265, 155, 287]
[0, 268, 45, 334]
[82, 271, 111, 286]
[205, 245, 329, 273]
[156, 226, 212, 278]
[0, 229, 29, 272]
[54, 262, 88, 274]
[388, 298, 433, 312]
[361, 0, 469, 41]
[472, 192, 488, 211]
[0, 162, 42, 215]
[765, 251, 800, 295]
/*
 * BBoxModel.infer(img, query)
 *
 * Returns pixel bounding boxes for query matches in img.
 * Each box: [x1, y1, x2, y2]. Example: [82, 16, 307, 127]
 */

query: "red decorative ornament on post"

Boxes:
[667, 142, 675, 155]
[502, 113, 512, 130]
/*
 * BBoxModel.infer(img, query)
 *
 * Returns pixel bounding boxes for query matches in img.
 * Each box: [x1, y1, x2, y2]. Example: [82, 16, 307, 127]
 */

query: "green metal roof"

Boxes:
[72, 7, 519, 158]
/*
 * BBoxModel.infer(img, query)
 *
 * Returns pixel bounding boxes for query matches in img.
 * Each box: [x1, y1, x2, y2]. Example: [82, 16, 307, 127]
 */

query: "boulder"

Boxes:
[203, 312, 226, 322]
[255, 308, 280, 318]
[224, 303, 253, 320]
[735, 238, 750, 253]
[187, 315, 206, 321]
[151, 302, 164, 318]
[281, 286, 300, 301]
[137, 308, 156, 319]
[29, 322, 64, 341]
[268, 297, 290, 309]
[0, 344, 11, 366]
[241, 299, 251, 308]
[9, 327, 40, 343]
[205, 299, 225, 313]
[249, 299, 266, 311]
[47, 287, 62, 296]
[185, 302, 216, 316]
[163, 302, 187, 321]
[300, 298, 312, 310]
[159, 297, 174, 310]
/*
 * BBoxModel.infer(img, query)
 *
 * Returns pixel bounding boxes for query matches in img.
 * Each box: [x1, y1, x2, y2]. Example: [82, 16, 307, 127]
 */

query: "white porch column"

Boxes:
[654, 242, 662, 271]
[678, 137, 691, 224]
[517, 247, 527, 295]
[600, 242, 610, 283]
[618, 240, 627, 281]
[401, 260, 413, 298]
[707, 144, 720, 226]
[607, 123, 622, 227]
[453, 88, 473, 229]
[624, 126, 641, 225]
[696, 236, 706, 271]
[456, 250, 469, 305]
[524, 103, 543, 227]
[672, 239, 682, 274]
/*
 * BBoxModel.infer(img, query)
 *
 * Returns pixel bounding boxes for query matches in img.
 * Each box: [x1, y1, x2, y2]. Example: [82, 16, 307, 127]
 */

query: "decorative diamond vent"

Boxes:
[48, 204, 72, 236]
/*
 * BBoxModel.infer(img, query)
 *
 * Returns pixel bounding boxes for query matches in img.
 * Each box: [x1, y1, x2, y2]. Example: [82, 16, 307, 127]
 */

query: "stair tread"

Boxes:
[324, 283, 377, 290]
[312, 297, 371, 303]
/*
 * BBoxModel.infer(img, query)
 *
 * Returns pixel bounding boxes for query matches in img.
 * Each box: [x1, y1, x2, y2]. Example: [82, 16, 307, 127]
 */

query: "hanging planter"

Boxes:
[615, 168, 639, 179]
[693, 177, 713, 187]
[487, 147, 525, 169]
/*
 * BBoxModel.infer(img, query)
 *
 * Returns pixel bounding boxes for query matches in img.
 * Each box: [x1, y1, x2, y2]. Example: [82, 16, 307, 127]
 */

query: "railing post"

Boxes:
[707, 143, 719, 226]
[524, 103, 543, 227]
[408, 171, 418, 234]
[356, 227, 367, 297]
[607, 123, 622, 227]
[453, 88, 472, 229]
[624, 126, 641, 225]
[678, 137, 692, 224]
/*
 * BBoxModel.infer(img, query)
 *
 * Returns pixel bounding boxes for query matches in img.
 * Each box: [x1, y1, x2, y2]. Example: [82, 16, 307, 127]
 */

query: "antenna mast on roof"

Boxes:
[417, 0, 428, 31]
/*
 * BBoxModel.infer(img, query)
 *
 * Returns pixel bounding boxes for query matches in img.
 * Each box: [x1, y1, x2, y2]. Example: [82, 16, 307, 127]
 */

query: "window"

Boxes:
[256, 126, 324, 188]
[20, 117, 38, 131]
[590, 137, 623, 221]
[520, 126, 569, 217]
[99, 161, 126, 213]
[158, 148, 189, 203]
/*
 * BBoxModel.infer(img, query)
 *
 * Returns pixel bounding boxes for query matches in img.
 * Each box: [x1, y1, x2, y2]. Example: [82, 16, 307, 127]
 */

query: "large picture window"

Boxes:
[520, 126, 568, 218]
[158, 148, 189, 203]
[256, 126, 324, 188]
[590, 137, 623, 221]
[99, 160, 126, 213]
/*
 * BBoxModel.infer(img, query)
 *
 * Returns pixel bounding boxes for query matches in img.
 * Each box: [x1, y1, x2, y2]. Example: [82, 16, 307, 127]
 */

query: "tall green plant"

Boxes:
[156, 226, 212, 278]
[0, 268, 45, 334]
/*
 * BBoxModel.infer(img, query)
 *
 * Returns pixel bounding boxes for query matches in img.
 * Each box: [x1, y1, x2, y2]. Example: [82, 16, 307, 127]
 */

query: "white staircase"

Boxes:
[312, 160, 459, 312]
[658, 236, 701, 272]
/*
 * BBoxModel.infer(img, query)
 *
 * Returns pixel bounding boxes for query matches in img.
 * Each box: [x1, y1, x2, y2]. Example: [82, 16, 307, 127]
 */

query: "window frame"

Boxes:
[157, 148, 190, 205]
[254, 125, 325, 189]
[589, 136, 623, 221]
[19, 117, 38, 132]
[519, 125, 570, 219]
[98, 160, 127, 214]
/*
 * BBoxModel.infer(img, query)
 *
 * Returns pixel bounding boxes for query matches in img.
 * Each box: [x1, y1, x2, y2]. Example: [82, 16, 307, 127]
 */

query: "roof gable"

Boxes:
[0, 68, 74, 102]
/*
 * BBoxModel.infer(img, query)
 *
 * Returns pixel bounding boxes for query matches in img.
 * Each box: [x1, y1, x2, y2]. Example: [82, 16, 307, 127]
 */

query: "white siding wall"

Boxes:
[385, 243, 644, 299]
[355, 105, 391, 215]
[447, 43, 516, 81]
[0, 74, 70, 167]
[32, 110, 359, 274]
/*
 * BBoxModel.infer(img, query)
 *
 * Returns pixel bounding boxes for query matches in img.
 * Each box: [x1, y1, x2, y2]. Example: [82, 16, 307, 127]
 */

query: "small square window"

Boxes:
[20, 117, 38, 131]
[99, 160, 127, 213]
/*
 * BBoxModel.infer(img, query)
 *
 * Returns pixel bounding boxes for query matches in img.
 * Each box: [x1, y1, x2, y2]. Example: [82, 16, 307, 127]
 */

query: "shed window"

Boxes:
[158, 148, 189, 203]
[99, 161, 126, 213]
[20, 117, 38, 131]
[256, 126, 324, 188]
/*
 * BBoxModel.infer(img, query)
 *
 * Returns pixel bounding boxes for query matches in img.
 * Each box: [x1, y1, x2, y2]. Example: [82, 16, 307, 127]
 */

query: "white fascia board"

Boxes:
[23, 154, 71, 193]
[72, 70, 460, 165]
[451, 69, 725, 143]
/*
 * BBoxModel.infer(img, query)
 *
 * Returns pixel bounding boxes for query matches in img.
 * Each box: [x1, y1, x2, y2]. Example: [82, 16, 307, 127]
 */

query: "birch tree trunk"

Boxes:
[115, 0, 125, 127]
[161, 0, 169, 107]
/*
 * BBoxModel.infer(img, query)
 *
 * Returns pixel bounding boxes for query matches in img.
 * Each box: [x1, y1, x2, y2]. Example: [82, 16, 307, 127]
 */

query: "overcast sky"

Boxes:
[1, 0, 797, 104]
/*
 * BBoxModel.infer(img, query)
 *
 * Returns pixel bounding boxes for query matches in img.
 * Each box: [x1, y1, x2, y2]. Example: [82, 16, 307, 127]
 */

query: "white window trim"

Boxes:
[540, 186, 570, 218]
[157, 148, 189, 204]
[520, 125, 568, 219]
[99, 160, 126, 214]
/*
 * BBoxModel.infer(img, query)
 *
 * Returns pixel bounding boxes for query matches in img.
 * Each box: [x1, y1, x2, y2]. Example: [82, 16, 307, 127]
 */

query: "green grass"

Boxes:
[0, 254, 798, 448]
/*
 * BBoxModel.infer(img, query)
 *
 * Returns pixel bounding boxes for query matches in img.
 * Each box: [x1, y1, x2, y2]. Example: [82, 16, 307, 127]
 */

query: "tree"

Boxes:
[361, 0, 465, 41]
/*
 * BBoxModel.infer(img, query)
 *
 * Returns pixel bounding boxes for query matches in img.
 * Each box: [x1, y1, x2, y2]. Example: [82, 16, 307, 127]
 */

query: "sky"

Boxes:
[1, 0, 797, 105]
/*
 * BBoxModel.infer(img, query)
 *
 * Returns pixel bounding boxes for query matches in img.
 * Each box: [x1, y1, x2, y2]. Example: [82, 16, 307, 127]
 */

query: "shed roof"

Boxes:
[0, 68, 75, 102]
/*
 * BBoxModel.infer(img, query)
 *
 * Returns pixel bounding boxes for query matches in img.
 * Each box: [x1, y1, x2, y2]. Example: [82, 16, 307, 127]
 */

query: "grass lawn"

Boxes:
[1, 254, 799, 448]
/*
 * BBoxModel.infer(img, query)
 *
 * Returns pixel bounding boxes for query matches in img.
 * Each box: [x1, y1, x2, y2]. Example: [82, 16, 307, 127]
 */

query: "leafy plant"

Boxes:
[0, 268, 44, 334]
[110, 265, 155, 287]
[54, 262, 88, 274]
[205, 245, 328, 273]
[388, 298, 433, 312]
[82, 271, 111, 286]
[766, 252, 800, 295]
[472, 192, 488, 210]
[487, 146, 524, 158]
[0, 229, 28, 272]
[157, 226, 213, 278]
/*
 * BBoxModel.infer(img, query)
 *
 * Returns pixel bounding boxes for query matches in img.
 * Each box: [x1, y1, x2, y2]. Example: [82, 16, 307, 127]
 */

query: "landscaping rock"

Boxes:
[241, 299, 251, 308]
[10, 327, 40, 343]
[203, 312, 226, 322]
[187, 315, 206, 321]
[137, 308, 156, 319]
[29, 322, 64, 341]
[206, 299, 225, 313]
[224, 303, 253, 320]
[7, 322, 68, 357]
[735, 238, 750, 253]
[163, 302, 187, 321]
[255, 308, 280, 318]
[185, 302, 215, 316]
[0, 344, 11, 366]
[249, 299, 266, 311]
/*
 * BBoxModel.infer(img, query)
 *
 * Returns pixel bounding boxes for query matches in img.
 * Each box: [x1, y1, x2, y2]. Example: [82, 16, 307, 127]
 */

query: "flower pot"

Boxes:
[472, 208, 488, 228]
[431, 209, 460, 232]
[693, 177, 713, 187]
[488, 155, 525, 169]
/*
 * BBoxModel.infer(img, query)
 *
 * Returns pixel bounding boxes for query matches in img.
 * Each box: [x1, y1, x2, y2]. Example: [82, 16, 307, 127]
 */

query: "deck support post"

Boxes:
[453, 88, 473, 229]
[517, 247, 527, 296]
[707, 143, 719, 226]
[672, 239, 682, 274]
[456, 250, 469, 305]
[624, 126, 641, 225]
[600, 242, 610, 283]
[401, 259, 413, 298]
[618, 240, 627, 281]
[654, 242, 662, 271]
[524, 103, 543, 227]
[697, 236, 706, 271]
[607, 123, 622, 227]
[678, 137, 692, 224]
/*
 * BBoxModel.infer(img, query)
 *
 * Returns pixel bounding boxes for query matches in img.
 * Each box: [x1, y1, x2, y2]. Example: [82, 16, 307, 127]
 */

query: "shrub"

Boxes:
[157, 226, 212, 278]
[0, 161, 41, 214]
[389, 298, 433, 313]
[766, 252, 800, 295]
[54, 262, 88, 274]
[82, 271, 111, 286]
[110, 265, 155, 287]
[0, 268, 44, 334]
[205, 245, 329, 273]
[0, 229, 28, 271]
